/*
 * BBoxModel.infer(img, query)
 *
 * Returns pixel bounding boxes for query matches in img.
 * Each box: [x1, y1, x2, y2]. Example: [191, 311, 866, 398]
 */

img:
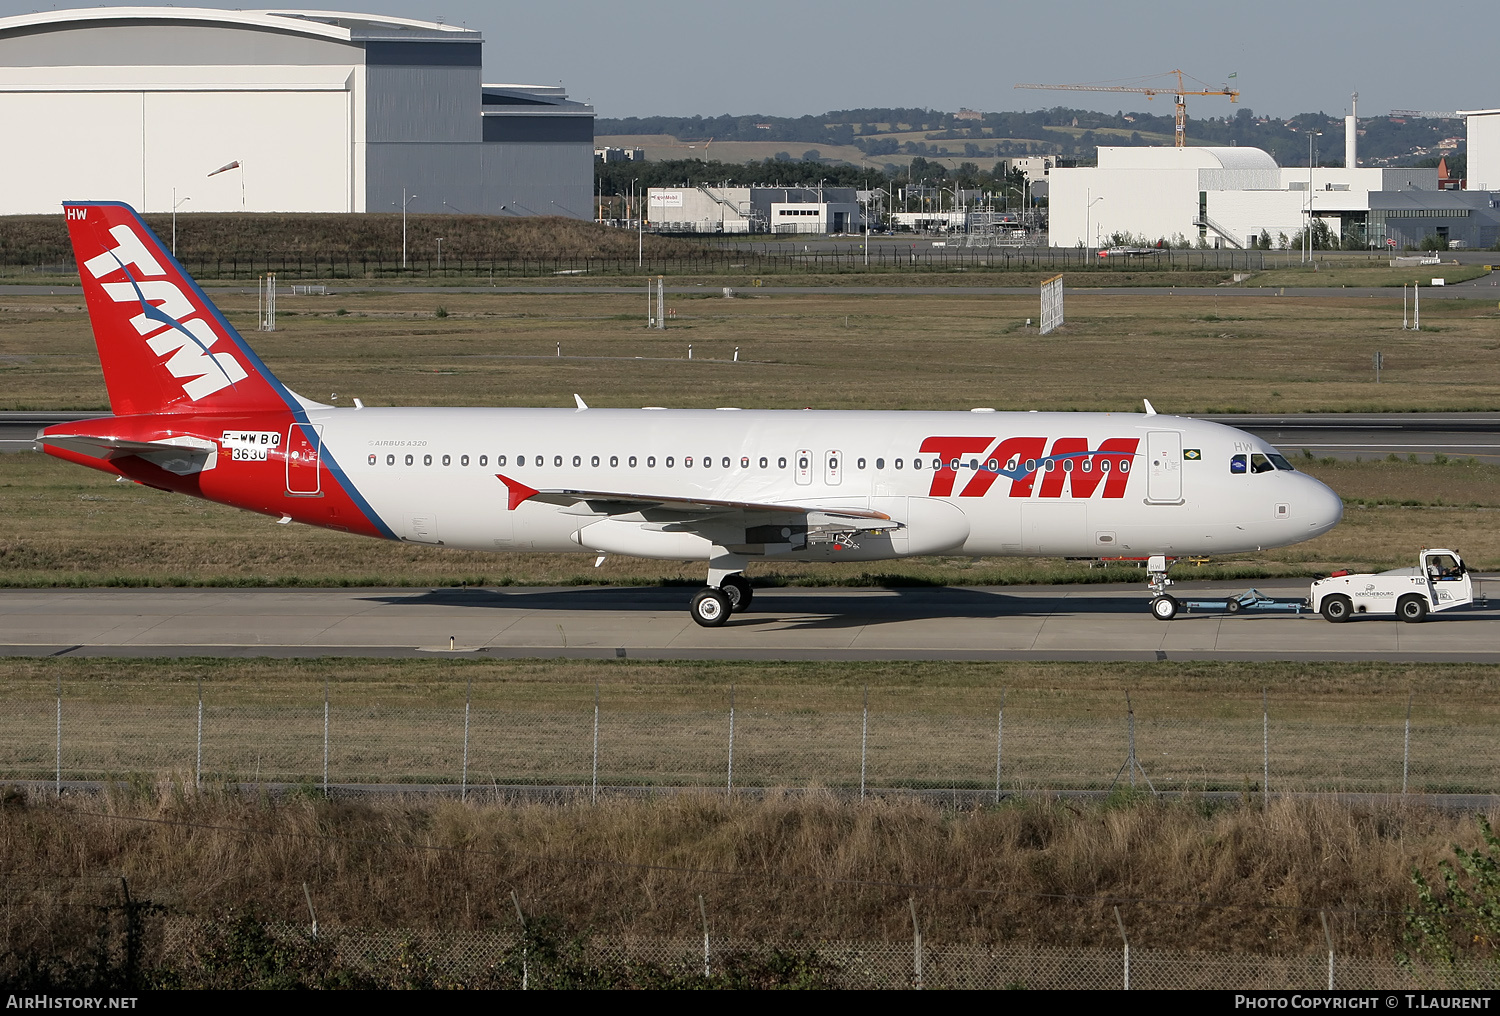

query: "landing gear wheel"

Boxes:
[1150, 595, 1179, 621]
[690, 587, 732, 628]
[719, 574, 753, 613]
[1398, 594, 1429, 623]
[1321, 595, 1352, 623]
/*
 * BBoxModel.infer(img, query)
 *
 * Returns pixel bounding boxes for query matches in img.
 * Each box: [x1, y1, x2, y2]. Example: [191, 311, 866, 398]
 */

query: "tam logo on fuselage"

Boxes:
[82, 222, 248, 401]
[919, 436, 1140, 499]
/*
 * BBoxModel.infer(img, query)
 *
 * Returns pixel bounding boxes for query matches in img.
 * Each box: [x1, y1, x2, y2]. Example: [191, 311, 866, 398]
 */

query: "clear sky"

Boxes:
[2, 1, 1495, 120]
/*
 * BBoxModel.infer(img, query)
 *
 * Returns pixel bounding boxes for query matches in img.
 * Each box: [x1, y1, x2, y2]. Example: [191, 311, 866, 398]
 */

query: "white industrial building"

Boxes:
[1460, 108, 1500, 191]
[1051, 146, 1439, 249]
[647, 186, 863, 234]
[0, 8, 594, 216]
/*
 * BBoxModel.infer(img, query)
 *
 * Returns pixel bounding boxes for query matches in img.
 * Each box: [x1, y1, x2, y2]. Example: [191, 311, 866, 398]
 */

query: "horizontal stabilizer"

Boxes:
[40, 432, 218, 475]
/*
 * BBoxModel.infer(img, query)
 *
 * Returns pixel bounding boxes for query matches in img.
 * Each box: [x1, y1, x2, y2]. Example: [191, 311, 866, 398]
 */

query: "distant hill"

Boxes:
[597, 106, 1464, 170]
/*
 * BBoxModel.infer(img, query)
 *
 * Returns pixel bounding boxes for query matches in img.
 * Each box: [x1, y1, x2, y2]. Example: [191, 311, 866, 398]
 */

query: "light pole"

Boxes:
[436, 237, 444, 271]
[1305, 131, 1322, 263]
[396, 189, 418, 269]
[635, 178, 642, 267]
[1086, 190, 1104, 250]
[171, 189, 190, 256]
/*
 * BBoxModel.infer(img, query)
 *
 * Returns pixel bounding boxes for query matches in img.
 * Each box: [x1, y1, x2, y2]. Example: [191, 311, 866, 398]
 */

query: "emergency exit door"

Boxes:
[1145, 430, 1182, 503]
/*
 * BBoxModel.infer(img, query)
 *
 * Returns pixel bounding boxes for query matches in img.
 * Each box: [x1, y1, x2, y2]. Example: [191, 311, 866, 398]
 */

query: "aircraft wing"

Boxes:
[496, 473, 895, 526]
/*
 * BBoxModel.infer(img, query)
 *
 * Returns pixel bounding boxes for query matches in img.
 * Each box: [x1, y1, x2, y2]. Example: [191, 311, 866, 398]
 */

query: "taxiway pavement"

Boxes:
[2, 579, 1495, 663]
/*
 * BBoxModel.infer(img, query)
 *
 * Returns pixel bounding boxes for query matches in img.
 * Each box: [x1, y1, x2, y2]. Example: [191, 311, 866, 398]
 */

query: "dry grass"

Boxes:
[3, 786, 1492, 957]
[5, 289, 1500, 413]
[5, 658, 1499, 793]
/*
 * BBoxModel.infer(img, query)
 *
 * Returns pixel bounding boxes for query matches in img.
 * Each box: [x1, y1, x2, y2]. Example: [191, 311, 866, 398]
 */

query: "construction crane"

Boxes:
[1015, 69, 1239, 147]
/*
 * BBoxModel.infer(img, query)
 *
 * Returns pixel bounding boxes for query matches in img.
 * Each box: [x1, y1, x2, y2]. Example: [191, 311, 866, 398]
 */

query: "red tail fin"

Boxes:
[64, 201, 292, 416]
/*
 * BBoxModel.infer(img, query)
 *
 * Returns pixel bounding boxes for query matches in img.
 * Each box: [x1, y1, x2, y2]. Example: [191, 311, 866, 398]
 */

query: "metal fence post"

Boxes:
[592, 682, 600, 804]
[461, 674, 472, 803]
[55, 673, 61, 797]
[1321, 911, 1334, 990]
[1115, 906, 1130, 990]
[995, 688, 1006, 805]
[322, 679, 329, 796]
[909, 896, 924, 990]
[1402, 691, 1412, 795]
[859, 684, 868, 801]
[1262, 686, 1270, 811]
[699, 894, 711, 978]
[726, 684, 735, 793]
[196, 675, 203, 790]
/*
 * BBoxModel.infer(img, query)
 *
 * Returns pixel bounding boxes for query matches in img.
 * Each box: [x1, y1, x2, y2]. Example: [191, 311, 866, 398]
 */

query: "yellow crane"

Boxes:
[1015, 70, 1239, 147]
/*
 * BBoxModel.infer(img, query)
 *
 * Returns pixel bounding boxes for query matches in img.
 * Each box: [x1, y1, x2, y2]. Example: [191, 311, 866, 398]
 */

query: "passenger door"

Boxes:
[285, 424, 322, 496]
[1145, 431, 1182, 504]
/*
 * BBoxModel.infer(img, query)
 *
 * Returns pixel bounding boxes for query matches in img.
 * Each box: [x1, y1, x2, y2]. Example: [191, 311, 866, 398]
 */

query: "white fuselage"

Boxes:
[309, 406, 1343, 561]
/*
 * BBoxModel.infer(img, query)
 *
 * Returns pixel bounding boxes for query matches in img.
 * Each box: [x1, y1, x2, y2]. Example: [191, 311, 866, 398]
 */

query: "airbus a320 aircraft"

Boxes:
[39, 202, 1343, 625]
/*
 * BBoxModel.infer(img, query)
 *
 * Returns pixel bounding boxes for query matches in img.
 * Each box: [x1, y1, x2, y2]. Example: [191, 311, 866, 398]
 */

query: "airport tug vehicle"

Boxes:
[1310, 549, 1474, 623]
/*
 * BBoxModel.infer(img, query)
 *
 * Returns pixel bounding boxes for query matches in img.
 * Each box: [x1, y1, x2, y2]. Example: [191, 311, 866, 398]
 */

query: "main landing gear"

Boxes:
[690, 554, 754, 628]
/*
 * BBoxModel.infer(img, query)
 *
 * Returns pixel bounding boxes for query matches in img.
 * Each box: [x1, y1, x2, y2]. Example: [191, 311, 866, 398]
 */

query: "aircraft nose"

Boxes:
[1300, 474, 1343, 536]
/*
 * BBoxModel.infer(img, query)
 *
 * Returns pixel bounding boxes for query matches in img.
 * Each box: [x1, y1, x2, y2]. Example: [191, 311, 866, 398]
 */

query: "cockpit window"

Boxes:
[1267, 453, 1294, 471]
[1230, 454, 1247, 474]
[1250, 453, 1275, 474]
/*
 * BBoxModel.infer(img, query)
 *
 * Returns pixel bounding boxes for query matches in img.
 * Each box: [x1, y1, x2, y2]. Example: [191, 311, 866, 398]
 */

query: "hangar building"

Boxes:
[0, 7, 594, 217]
[1051, 146, 1441, 250]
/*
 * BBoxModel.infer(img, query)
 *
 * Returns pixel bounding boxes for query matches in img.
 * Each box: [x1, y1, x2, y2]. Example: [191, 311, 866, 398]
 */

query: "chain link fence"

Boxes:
[0, 246, 1271, 281]
[4, 677, 1496, 797]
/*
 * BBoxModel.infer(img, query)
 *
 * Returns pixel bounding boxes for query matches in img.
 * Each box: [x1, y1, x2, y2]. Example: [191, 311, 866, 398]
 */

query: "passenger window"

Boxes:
[778, 457, 786, 468]
[1230, 454, 1248, 474]
[1043, 459, 1055, 472]
[1024, 459, 1036, 472]
[760, 457, 768, 468]
[857, 458, 866, 469]
[368, 454, 376, 465]
[628, 456, 636, 467]
[666, 456, 674, 467]
[932, 458, 941, 469]
[798, 455, 809, 469]
[1099, 459, 1110, 472]
[685, 456, 694, 467]
[572, 455, 581, 467]
[895, 458, 903, 469]
[554, 455, 563, 467]
[1251, 453, 1274, 474]
[1080, 458, 1091, 472]
[1063, 459, 1073, 472]
[722, 457, 730, 468]
[497, 455, 507, 467]
[876, 458, 885, 469]
[913, 458, 923, 470]
[741, 456, 749, 468]
[424, 454, 432, 466]
[442, 454, 451, 466]
[647, 456, 655, 467]
[405, 454, 414, 466]
[479, 455, 487, 467]
[1119, 460, 1130, 473]
[386, 454, 395, 466]
[610, 455, 618, 467]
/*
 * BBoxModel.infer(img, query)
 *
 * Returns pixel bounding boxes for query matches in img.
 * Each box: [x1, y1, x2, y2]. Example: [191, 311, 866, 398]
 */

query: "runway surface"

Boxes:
[2, 579, 1495, 662]
[9, 411, 1499, 463]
